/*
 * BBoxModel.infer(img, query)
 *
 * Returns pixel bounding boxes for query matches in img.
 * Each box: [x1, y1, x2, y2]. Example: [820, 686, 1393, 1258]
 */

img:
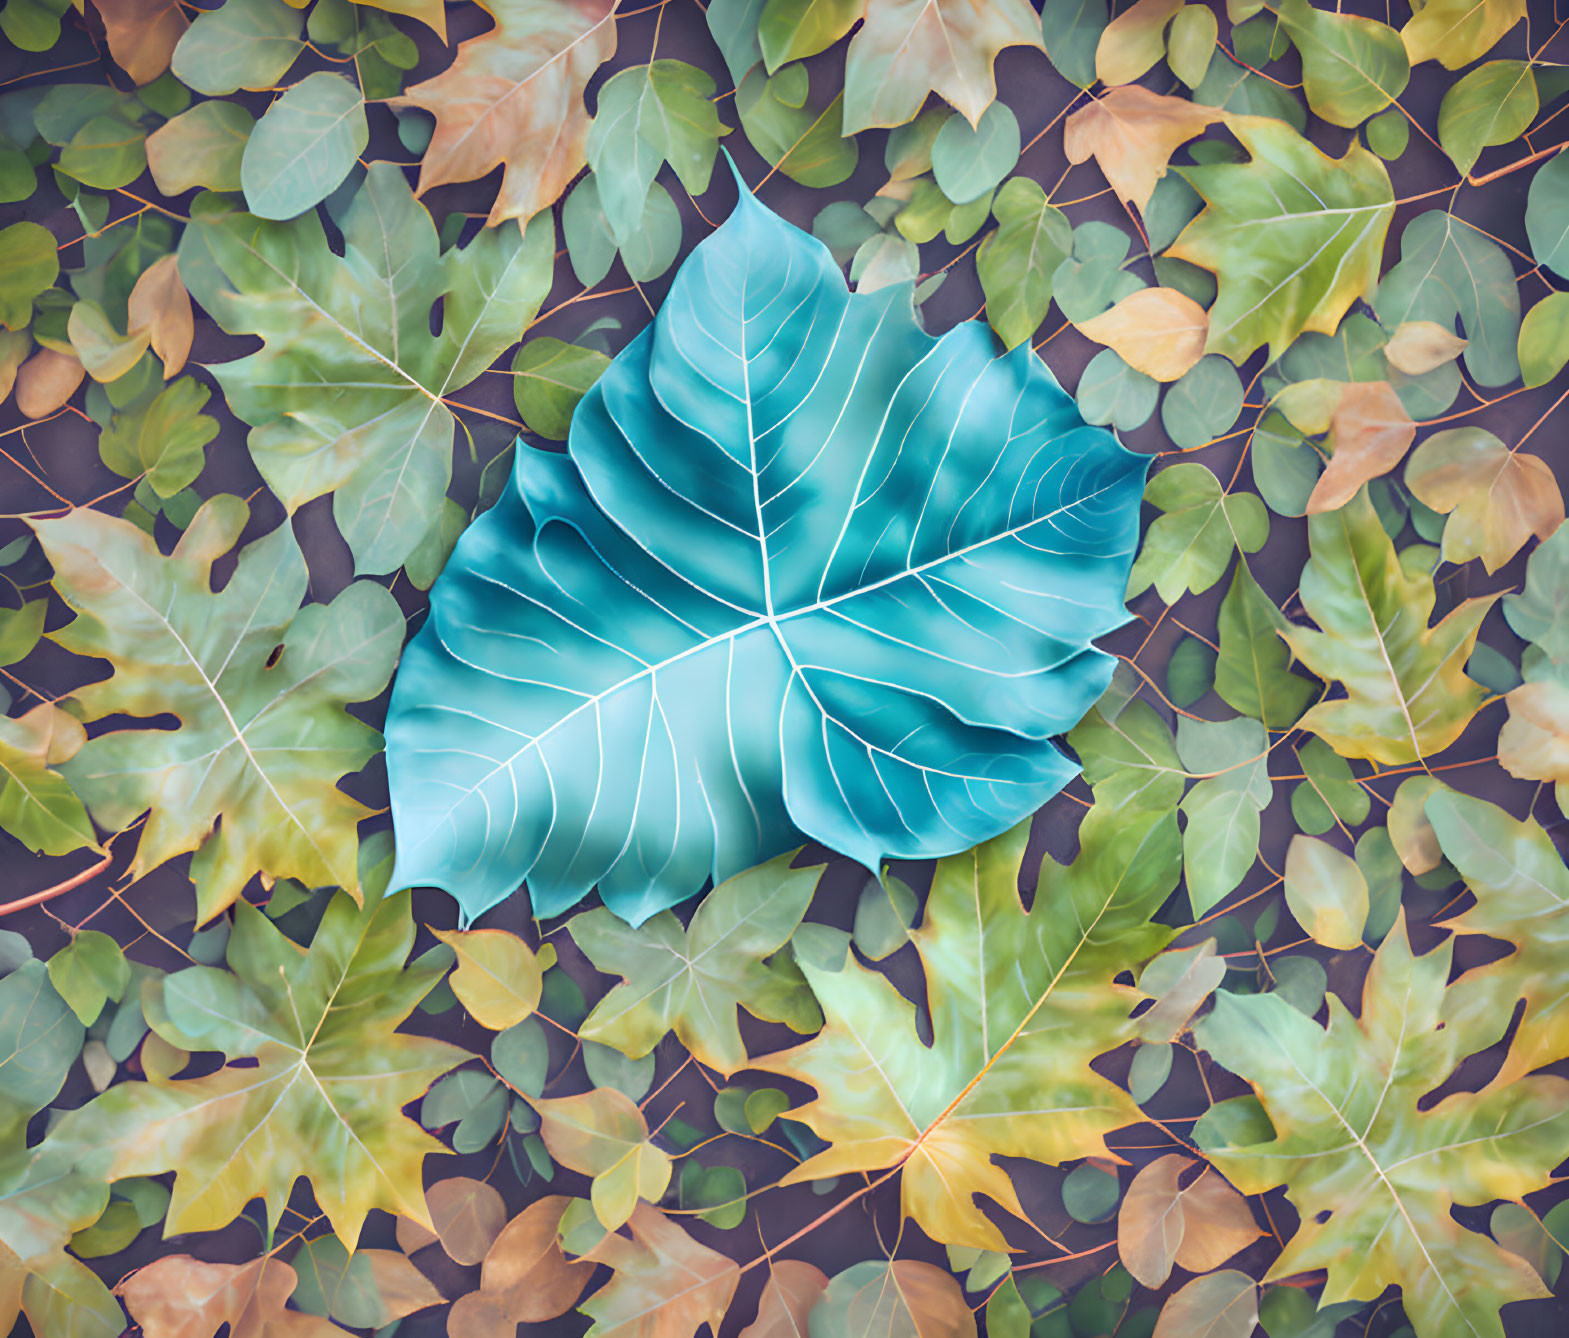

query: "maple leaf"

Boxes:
[1168, 114, 1395, 364]
[1063, 86, 1221, 212]
[752, 804, 1178, 1251]
[392, 0, 617, 228]
[178, 163, 553, 574]
[120, 1255, 346, 1338]
[572, 851, 824, 1075]
[33, 496, 402, 920]
[70, 890, 467, 1246]
[1195, 912, 1569, 1338]
[579, 1203, 740, 1338]
[1425, 786, 1569, 1082]
[1281, 489, 1496, 765]
[841, 0, 1044, 134]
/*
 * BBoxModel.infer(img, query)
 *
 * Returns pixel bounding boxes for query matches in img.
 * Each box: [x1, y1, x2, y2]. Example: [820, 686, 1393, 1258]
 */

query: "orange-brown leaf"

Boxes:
[480, 1195, 596, 1323]
[1075, 287, 1208, 382]
[580, 1203, 740, 1338]
[15, 349, 83, 419]
[127, 254, 193, 378]
[1305, 380, 1415, 515]
[120, 1255, 344, 1338]
[422, 1176, 506, 1266]
[1063, 86, 1221, 211]
[94, 0, 188, 84]
[1118, 1154, 1189, 1288]
[391, 0, 617, 228]
[1170, 1169, 1263, 1273]
[738, 1261, 829, 1338]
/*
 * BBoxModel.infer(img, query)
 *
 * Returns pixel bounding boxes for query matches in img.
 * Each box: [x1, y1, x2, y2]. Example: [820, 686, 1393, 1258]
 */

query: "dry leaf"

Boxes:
[1170, 1169, 1264, 1273]
[445, 1292, 514, 1338]
[15, 348, 84, 419]
[94, 0, 188, 85]
[391, 0, 617, 227]
[127, 255, 193, 378]
[1384, 319, 1467, 375]
[1153, 1270, 1257, 1338]
[1064, 86, 1221, 211]
[1500, 680, 1569, 790]
[357, 1251, 444, 1324]
[1076, 287, 1208, 381]
[738, 1260, 830, 1338]
[1305, 380, 1415, 514]
[1137, 939, 1226, 1043]
[120, 1255, 343, 1338]
[1405, 427, 1563, 573]
[1118, 1154, 1189, 1288]
[580, 1204, 741, 1338]
[480, 1195, 595, 1322]
[1095, 0, 1185, 87]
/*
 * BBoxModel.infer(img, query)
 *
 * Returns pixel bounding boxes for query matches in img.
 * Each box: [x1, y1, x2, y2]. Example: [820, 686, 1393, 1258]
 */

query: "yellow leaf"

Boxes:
[1384, 319, 1467, 375]
[1285, 834, 1370, 950]
[591, 1139, 673, 1231]
[1500, 680, 1569, 799]
[432, 927, 541, 1030]
[391, 0, 617, 227]
[1404, 427, 1563, 573]
[1095, 0, 1184, 87]
[128, 254, 193, 378]
[1076, 287, 1208, 382]
[1063, 85, 1221, 211]
[1401, 0, 1525, 69]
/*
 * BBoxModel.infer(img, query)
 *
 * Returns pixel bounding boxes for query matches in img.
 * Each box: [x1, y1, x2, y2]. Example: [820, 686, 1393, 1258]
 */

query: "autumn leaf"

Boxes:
[571, 851, 823, 1075]
[1153, 1271, 1257, 1338]
[120, 1255, 346, 1338]
[1094, 0, 1183, 87]
[1281, 488, 1496, 764]
[1075, 287, 1208, 382]
[1498, 680, 1569, 810]
[33, 497, 402, 919]
[739, 1261, 829, 1338]
[840, 0, 1043, 134]
[1169, 114, 1395, 364]
[14, 348, 83, 419]
[1283, 834, 1368, 950]
[1196, 912, 1569, 1338]
[809, 1260, 975, 1338]
[0, 701, 96, 856]
[432, 928, 542, 1031]
[753, 807, 1178, 1251]
[1404, 427, 1564, 573]
[1401, 0, 1525, 70]
[1117, 1154, 1261, 1289]
[475, 1195, 595, 1323]
[579, 1203, 741, 1338]
[528, 1086, 672, 1231]
[392, 0, 617, 227]
[68, 890, 467, 1246]
[1298, 380, 1416, 515]
[1384, 320, 1468, 375]
[126, 253, 192, 377]
[415, 1176, 506, 1265]
[94, 0, 188, 85]
[1063, 85, 1221, 212]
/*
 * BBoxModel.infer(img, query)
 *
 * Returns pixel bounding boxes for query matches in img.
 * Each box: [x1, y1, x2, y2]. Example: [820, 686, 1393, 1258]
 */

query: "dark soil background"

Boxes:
[3, 1, 1569, 1334]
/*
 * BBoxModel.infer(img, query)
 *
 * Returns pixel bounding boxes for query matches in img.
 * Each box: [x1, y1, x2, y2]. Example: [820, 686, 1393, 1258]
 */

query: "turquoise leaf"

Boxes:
[385, 178, 1147, 926]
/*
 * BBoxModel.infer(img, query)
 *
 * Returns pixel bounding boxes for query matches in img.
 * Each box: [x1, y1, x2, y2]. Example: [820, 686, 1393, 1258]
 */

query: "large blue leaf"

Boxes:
[386, 182, 1147, 926]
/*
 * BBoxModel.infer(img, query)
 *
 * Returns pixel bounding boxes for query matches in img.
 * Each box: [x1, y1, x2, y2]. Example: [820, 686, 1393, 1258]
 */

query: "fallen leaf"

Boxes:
[1170, 1169, 1264, 1273]
[1404, 426, 1564, 573]
[1305, 381, 1415, 515]
[423, 1176, 506, 1266]
[1153, 1270, 1257, 1338]
[94, 0, 188, 84]
[1384, 319, 1468, 374]
[14, 348, 84, 419]
[392, 0, 617, 227]
[810, 1259, 976, 1338]
[480, 1195, 595, 1323]
[1499, 680, 1569, 803]
[1118, 1154, 1189, 1288]
[580, 1203, 741, 1338]
[120, 1255, 343, 1338]
[1063, 85, 1220, 210]
[432, 928, 541, 1031]
[127, 254, 193, 377]
[1076, 287, 1208, 382]
[738, 1261, 830, 1338]
[1095, 0, 1183, 87]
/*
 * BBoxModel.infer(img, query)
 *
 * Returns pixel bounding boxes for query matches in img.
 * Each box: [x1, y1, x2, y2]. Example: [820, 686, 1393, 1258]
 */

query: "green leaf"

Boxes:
[67, 299, 150, 382]
[756, 0, 859, 68]
[976, 177, 1071, 350]
[46, 931, 129, 1026]
[0, 0, 70, 50]
[618, 181, 683, 282]
[1177, 716, 1270, 916]
[1436, 60, 1536, 176]
[1167, 635, 1217, 708]
[1365, 107, 1409, 159]
[1215, 562, 1317, 730]
[57, 115, 148, 190]
[852, 872, 917, 961]
[1077, 348, 1159, 430]
[1506, 523, 1569, 682]
[0, 958, 83, 1113]
[1193, 50, 1306, 131]
[1281, 489, 1496, 765]
[179, 162, 551, 572]
[1053, 220, 1140, 324]
[1069, 697, 1185, 813]
[705, 0, 765, 84]
[433, 928, 542, 1031]
[1283, 835, 1367, 950]
[240, 71, 367, 221]
[98, 375, 219, 497]
[1290, 736, 1370, 835]
[1167, 2, 1217, 87]
[931, 100, 1019, 205]
[735, 63, 856, 188]
[0, 222, 55, 330]
[1374, 210, 1520, 388]
[1160, 354, 1243, 451]
[1169, 115, 1394, 364]
[810, 1260, 974, 1338]
[586, 60, 724, 244]
[0, 601, 44, 667]
[1525, 148, 1569, 280]
[755, 809, 1177, 1251]
[571, 852, 824, 1075]
[1041, 0, 1107, 88]
[170, 0, 304, 96]
[1519, 291, 1569, 388]
[34, 497, 402, 920]
[1129, 463, 1269, 603]
[1274, 0, 1408, 129]
[1062, 1163, 1119, 1223]
[1196, 915, 1566, 1338]
[511, 337, 610, 441]
[0, 703, 97, 857]
[75, 891, 466, 1245]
